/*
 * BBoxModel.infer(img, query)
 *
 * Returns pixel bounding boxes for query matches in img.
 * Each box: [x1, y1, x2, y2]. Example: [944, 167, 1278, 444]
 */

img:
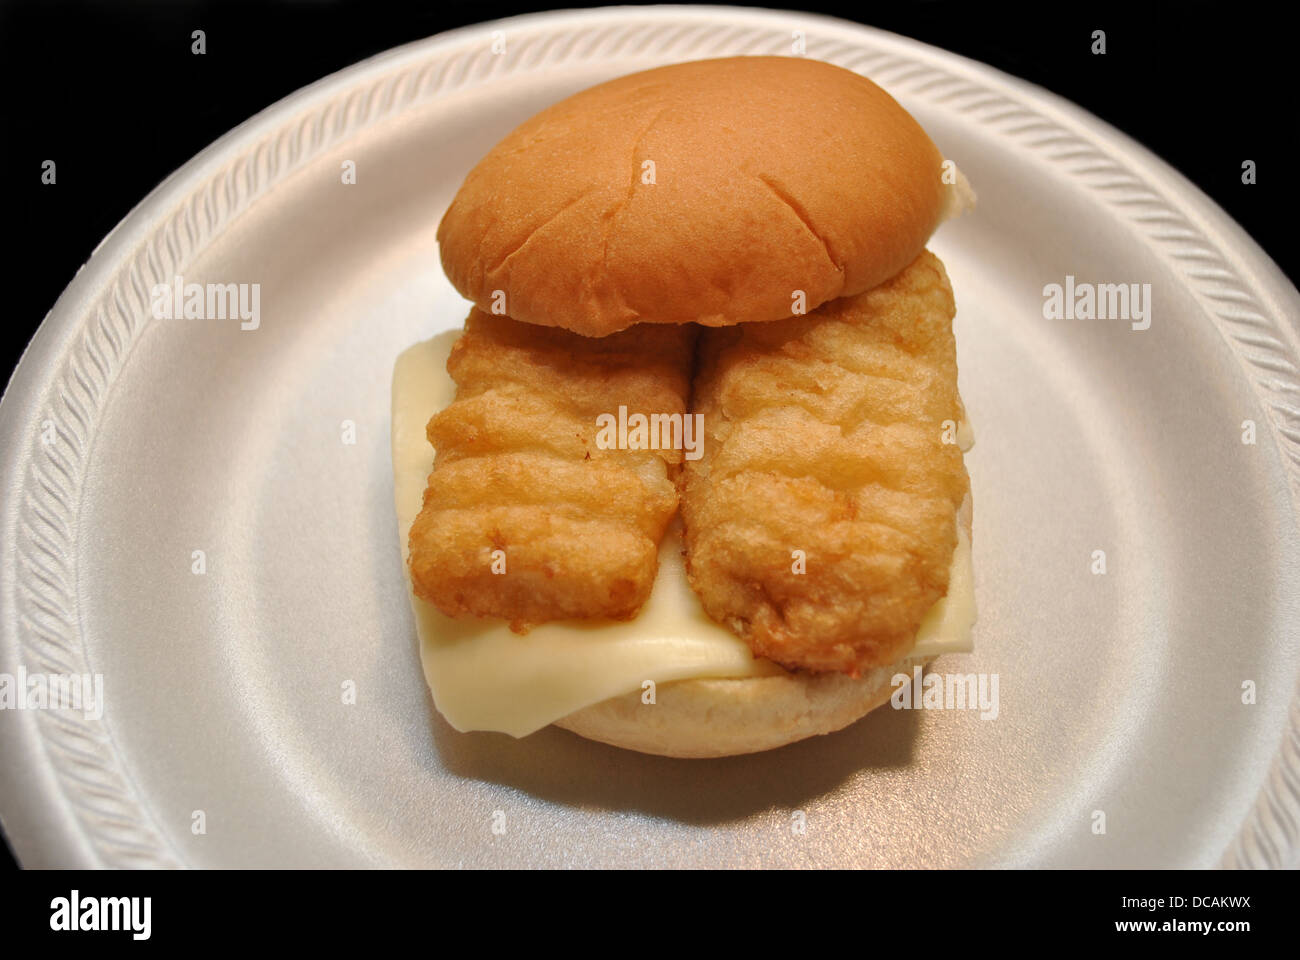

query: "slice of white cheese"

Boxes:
[940, 161, 978, 223]
[392, 333, 975, 738]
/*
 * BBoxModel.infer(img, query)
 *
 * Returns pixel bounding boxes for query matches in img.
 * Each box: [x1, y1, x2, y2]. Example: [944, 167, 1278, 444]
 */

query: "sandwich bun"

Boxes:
[553, 495, 971, 757]
[438, 56, 949, 337]
[554, 655, 934, 759]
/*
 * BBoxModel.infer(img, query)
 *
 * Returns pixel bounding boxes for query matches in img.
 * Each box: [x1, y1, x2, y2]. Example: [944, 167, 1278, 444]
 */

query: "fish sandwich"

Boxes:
[393, 56, 977, 757]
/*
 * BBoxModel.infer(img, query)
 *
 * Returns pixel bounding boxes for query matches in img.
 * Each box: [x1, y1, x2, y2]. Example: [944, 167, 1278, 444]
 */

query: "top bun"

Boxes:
[438, 56, 948, 337]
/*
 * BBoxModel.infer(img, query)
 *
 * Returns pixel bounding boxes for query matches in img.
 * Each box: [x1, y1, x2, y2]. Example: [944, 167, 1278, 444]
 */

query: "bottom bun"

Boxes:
[554, 496, 972, 759]
[553, 655, 933, 758]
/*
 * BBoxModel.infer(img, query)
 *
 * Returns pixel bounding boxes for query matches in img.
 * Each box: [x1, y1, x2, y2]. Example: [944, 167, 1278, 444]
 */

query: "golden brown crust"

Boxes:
[438, 56, 947, 337]
[680, 250, 970, 674]
[407, 310, 696, 628]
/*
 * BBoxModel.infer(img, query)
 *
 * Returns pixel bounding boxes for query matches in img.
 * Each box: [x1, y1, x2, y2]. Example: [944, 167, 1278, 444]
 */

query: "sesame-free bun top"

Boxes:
[438, 56, 949, 337]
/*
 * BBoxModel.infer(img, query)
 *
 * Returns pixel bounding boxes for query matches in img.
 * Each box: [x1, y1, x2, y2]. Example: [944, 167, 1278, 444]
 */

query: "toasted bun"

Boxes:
[438, 56, 947, 337]
[553, 497, 972, 758]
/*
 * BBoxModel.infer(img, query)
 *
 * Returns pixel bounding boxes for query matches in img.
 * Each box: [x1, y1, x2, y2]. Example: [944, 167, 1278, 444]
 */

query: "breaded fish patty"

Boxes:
[680, 250, 970, 674]
[408, 310, 695, 631]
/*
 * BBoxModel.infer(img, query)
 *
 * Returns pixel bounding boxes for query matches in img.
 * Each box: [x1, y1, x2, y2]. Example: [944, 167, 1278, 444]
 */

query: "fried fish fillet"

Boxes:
[680, 250, 971, 675]
[408, 309, 696, 630]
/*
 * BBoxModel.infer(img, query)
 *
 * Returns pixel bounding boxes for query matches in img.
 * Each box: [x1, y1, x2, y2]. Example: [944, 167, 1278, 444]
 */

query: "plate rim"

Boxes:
[2, 3, 1297, 869]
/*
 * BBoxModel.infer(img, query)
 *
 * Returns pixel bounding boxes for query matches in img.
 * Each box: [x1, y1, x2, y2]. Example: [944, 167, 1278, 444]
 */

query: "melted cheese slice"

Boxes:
[939, 161, 978, 223]
[393, 334, 975, 737]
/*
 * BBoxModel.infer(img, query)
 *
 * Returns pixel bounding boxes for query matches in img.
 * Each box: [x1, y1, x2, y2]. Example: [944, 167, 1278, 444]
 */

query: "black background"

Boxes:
[0, 0, 1295, 872]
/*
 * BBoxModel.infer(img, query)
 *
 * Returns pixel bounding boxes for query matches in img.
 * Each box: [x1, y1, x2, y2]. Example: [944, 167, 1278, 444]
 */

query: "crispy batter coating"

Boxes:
[680, 250, 970, 675]
[408, 310, 695, 630]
